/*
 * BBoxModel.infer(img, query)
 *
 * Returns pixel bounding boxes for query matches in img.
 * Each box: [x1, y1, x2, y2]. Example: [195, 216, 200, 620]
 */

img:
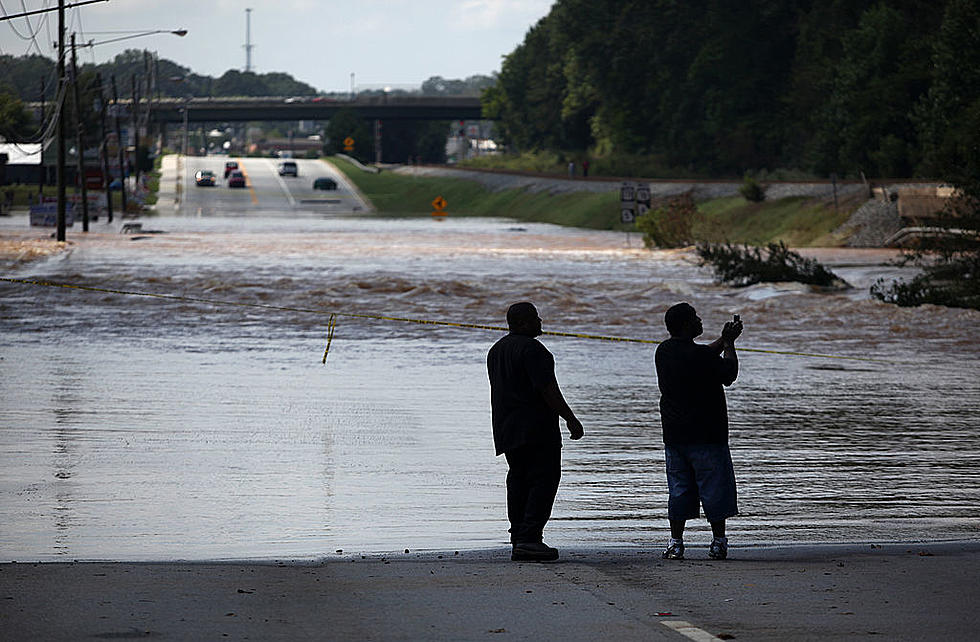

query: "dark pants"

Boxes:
[504, 443, 561, 544]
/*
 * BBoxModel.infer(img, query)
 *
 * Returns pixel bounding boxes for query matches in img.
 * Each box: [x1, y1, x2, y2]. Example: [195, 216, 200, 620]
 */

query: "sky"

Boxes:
[0, 0, 554, 92]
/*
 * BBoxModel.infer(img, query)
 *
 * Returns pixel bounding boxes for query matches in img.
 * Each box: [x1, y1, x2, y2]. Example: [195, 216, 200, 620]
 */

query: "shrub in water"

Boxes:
[636, 193, 701, 248]
[696, 241, 848, 288]
[871, 254, 980, 309]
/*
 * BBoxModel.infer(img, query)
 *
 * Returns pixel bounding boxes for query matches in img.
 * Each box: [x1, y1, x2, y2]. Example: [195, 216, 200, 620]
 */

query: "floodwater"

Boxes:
[1, 213, 979, 561]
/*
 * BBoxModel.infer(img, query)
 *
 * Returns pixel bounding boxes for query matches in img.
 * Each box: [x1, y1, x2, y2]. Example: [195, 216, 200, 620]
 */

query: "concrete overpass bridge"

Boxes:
[145, 95, 485, 124]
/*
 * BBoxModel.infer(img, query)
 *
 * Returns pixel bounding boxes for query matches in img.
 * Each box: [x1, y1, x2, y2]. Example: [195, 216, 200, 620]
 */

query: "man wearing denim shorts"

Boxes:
[655, 302, 743, 560]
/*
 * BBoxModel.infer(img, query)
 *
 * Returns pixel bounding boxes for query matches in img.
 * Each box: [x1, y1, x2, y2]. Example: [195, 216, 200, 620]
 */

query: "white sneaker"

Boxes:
[662, 538, 684, 560]
[708, 537, 728, 560]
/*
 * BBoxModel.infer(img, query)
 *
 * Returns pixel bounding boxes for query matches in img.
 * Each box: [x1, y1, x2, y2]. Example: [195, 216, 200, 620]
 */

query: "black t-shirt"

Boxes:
[655, 337, 738, 445]
[487, 333, 560, 456]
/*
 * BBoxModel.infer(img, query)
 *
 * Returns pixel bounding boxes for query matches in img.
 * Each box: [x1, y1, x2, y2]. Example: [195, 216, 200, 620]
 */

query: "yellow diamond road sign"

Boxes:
[432, 196, 447, 210]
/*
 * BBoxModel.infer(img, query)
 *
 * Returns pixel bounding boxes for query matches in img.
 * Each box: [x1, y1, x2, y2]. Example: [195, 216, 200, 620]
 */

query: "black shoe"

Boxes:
[511, 542, 559, 562]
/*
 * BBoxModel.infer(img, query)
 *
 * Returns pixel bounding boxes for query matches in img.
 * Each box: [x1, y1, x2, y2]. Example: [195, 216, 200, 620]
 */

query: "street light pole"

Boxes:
[56, 0, 66, 241]
[96, 73, 113, 223]
[70, 33, 89, 232]
[111, 75, 128, 215]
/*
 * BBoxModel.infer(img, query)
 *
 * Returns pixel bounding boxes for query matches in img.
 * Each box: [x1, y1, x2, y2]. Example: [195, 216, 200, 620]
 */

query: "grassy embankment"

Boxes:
[330, 157, 624, 230]
[331, 156, 860, 246]
[694, 195, 860, 247]
[458, 151, 820, 182]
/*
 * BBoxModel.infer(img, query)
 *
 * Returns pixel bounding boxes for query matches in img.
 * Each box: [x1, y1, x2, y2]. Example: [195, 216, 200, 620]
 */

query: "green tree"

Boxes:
[261, 72, 316, 96]
[0, 54, 56, 101]
[828, 3, 936, 177]
[788, 0, 877, 173]
[422, 75, 494, 97]
[873, 0, 980, 309]
[482, 13, 590, 151]
[214, 70, 270, 97]
[915, 0, 980, 183]
[0, 92, 32, 140]
[378, 120, 448, 164]
[324, 108, 373, 162]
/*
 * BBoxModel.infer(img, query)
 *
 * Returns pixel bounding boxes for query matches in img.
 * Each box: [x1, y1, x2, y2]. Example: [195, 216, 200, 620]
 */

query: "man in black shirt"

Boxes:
[655, 302, 743, 560]
[487, 302, 584, 561]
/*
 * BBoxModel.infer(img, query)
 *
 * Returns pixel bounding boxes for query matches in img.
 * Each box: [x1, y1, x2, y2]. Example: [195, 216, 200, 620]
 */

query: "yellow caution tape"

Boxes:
[0, 276, 892, 364]
[322, 313, 337, 364]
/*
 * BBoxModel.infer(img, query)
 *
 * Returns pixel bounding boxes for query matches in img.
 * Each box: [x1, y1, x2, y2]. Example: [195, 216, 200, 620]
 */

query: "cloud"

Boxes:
[451, 0, 553, 30]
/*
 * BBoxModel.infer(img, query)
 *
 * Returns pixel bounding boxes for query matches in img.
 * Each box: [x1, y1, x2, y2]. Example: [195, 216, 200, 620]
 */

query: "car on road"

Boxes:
[313, 177, 337, 190]
[278, 161, 298, 177]
[227, 170, 247, 188]
[195, 170, 216, 186]
[224, 160, 239, 178]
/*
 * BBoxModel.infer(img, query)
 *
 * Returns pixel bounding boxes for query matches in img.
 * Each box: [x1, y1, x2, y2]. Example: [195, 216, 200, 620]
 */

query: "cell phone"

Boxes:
[733, 314, 740, 323]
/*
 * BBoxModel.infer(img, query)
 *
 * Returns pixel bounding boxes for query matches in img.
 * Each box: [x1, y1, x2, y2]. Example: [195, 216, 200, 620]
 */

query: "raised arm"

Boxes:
[707, 318, 744, 355]
[720, 319, 742, 384]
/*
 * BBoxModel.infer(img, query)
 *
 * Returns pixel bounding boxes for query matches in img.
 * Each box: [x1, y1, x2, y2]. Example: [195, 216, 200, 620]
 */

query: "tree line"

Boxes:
[0, 49, 320, 106]
[482, 0, 980, 181]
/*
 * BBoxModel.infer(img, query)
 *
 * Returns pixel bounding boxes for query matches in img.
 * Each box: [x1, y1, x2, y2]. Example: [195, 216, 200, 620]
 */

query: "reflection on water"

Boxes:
[1, 215, 979, 561]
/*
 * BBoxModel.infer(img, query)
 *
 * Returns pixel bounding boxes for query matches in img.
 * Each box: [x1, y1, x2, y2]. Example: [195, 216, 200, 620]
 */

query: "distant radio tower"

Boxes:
[244, 8, 255, 72]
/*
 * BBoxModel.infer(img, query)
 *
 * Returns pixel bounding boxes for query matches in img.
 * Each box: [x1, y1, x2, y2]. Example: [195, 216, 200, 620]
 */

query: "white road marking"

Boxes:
[266, 159, 296, 207]
[661, 620, 721, 641]
[317, 158, 373, 212]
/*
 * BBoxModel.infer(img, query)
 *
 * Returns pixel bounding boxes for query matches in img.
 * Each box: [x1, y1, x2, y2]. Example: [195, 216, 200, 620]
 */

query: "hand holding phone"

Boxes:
[724, 314, 743, 343]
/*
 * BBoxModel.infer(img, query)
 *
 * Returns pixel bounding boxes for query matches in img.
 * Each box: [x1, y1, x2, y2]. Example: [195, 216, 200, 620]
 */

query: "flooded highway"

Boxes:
[1, 165, 979, 561]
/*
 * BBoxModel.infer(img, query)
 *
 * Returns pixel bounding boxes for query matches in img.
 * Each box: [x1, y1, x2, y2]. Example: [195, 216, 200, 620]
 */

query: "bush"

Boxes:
[696, 241, 848, 287]
[739, 174, 766, 202]
[636, 193, 701, 248]
[871, 254, 980, 309]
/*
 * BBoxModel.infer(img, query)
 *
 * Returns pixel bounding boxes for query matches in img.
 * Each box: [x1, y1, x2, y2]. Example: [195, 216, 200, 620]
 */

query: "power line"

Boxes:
[0, 0, 105, 22]
[0, 0, 49, 56]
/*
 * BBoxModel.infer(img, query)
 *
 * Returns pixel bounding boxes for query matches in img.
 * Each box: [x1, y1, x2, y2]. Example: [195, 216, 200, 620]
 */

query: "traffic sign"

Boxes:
[343, 136, 355, 152]
[621, 208, 636, 224]
[620, 181, 636, 203]
[431, 195, 448, 217]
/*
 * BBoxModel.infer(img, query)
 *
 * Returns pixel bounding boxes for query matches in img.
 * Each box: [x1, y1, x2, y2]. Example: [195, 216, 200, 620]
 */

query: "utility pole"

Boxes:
[131, 75, 140, 186]
[96, 73, 113, 223]
[38, 78, 45, 196]
[143, 51, 151, 157]
[56, 0, 66, 241]
[181, 100, 189, 158]
[244, 8, 254, 72]
[70, 34, 89, 231]
[111, 75, 127, 215]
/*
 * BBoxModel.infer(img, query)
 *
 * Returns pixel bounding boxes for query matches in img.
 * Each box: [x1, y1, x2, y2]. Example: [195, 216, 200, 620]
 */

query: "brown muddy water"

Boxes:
[1, 214, 978, 561]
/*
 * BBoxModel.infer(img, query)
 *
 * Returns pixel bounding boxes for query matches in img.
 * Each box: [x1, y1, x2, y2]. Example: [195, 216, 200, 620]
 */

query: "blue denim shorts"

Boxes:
[664, 442, 738, 523]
